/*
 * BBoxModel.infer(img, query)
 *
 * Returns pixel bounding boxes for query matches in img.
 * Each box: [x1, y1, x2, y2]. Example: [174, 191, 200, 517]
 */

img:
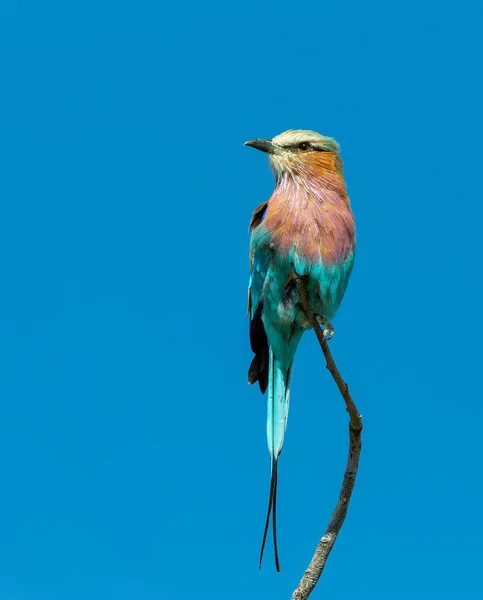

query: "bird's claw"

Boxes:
[316, 315, 335, 339]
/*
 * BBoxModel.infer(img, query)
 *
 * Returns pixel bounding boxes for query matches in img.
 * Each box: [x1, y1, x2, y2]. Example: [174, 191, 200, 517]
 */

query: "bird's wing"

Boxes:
[248, 201, 270, 393]
[248, 200, 269, 316]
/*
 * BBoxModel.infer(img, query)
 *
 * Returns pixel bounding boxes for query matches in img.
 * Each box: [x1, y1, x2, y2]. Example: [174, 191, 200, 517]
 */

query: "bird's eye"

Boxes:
[298, 142, 310, 151]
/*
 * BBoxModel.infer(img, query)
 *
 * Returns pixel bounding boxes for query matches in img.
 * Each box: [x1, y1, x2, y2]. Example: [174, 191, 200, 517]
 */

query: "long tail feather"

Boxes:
[259, 458, 280, 571]
[259, 349, 292, 571]
[271, 462, 280, 570]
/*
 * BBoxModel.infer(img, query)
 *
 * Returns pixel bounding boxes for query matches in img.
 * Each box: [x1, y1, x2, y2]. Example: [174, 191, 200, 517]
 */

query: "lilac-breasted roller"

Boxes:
[246, 130, 356, 571]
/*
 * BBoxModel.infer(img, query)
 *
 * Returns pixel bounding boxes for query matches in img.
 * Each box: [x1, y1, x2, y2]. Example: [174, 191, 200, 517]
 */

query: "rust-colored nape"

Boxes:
[306, 151, 343, 174]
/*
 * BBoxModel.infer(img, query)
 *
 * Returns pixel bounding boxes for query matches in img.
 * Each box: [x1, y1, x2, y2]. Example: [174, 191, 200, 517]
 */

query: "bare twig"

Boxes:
[291, 276, 363, 600]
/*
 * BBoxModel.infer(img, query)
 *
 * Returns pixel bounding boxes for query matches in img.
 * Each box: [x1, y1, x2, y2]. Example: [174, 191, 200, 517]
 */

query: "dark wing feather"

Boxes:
[248, 302, 268, 393]
[249, 200, 269, 230]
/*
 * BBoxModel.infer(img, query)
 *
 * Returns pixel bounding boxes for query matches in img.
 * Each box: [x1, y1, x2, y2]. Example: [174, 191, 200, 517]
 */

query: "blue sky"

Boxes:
[1, 1, 482, 598]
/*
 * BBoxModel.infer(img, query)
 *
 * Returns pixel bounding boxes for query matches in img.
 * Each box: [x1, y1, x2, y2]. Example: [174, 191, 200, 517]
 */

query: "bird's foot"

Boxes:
[316, 315, 335, 339]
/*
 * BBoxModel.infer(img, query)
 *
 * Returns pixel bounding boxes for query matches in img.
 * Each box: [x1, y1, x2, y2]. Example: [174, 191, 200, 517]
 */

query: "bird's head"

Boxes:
[245, 129, 341, 180]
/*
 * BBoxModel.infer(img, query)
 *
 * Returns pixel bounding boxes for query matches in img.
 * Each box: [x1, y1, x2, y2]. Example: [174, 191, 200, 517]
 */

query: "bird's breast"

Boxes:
[263, 178, 355, 266]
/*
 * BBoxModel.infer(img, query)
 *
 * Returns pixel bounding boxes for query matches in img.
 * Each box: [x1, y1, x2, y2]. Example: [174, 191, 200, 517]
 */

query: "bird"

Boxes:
[245, 129, 356, 572]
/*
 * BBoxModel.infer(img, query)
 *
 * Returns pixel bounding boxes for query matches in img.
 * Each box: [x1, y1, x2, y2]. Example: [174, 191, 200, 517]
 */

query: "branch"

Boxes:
[291, 276, 363, 600]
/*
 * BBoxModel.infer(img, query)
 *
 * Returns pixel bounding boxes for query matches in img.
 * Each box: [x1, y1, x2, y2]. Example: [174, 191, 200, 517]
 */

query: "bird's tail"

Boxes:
[259, 348, 293, 572]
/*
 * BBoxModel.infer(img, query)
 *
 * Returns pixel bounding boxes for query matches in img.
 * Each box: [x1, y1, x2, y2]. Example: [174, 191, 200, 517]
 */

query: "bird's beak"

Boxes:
[244, 139, 276, 154]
